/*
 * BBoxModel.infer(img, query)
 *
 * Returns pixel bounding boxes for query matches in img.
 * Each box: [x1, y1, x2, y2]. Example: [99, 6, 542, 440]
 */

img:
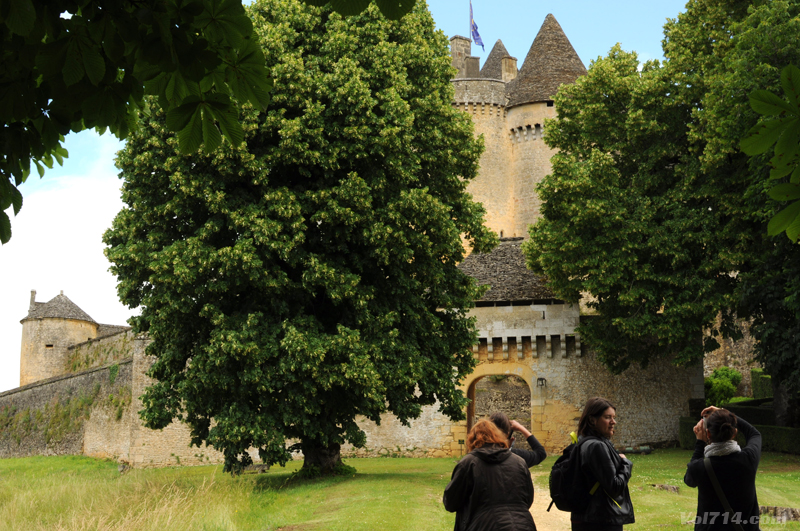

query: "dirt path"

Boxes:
[530, 469, 570, 531]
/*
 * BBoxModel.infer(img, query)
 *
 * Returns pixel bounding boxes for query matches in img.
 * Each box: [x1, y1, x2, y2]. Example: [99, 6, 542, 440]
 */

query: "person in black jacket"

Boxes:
[571, 397, 635, 531]
[443, 419, 537, 531]
[684, 406, 762, 531]
[490, 412, 547, 468]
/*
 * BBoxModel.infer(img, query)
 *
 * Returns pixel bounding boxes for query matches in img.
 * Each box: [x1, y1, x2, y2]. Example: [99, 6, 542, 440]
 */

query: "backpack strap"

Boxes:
[703, 457, 746, 531]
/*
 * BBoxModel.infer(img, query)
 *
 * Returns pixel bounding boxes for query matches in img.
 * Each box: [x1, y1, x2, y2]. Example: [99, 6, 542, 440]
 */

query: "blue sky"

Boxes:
[0, 0, 688, 392]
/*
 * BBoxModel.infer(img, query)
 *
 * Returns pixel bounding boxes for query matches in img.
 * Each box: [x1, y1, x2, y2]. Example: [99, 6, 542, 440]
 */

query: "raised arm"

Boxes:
[509, 420, 547, 467]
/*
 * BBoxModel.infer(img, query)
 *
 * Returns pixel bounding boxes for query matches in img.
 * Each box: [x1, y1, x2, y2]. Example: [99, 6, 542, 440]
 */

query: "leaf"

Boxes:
[787, 208, 800, 242]
[11, 187, 23, 216]
[176, 106, 204, 153]
[767, 183, 800, 202]
[80, 39, 106, 86]
[4, 0, 36, 36]
[767, 200, 800, 236]
[195, 0, 252, 47]
[302, 0, 329, 6]
[63, 38, 86, 86]
[375, 0, 416, 20]
[166, 97, 202, 132]
[749, 90, 796, 116]
[201, 110, 222, 152]
[35, 161, 45, 178]
[791, 165, 800, 185]
[740, 118, 791, 155]
[329, 0, 372, 17]
[780, 65, 800, 109]
[0, 211, 10, 244]
[773, 118, 800, 158]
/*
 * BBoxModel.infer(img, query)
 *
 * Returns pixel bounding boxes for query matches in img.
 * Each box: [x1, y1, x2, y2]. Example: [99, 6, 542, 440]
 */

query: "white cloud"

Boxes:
[0, 131, 138, 393]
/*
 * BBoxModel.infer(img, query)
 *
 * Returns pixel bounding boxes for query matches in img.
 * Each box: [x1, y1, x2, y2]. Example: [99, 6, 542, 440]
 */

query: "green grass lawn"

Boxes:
[0, 450, 797, 530]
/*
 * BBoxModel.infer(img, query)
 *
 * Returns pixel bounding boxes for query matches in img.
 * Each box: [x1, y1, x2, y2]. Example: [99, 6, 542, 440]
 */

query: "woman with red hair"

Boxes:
[443, 419, 536, 531]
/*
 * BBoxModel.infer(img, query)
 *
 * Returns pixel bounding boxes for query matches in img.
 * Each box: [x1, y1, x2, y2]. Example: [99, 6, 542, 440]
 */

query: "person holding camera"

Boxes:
[489, 412, 547, 468]
[684, 406, 762, 530]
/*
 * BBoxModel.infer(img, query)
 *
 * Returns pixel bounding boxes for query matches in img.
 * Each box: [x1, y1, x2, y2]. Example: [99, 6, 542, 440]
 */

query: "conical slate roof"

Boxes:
[480, 40, 513, 80]
[23, 293, 96, 323]
[458, 238, 556, 302]
[506, 14, 587, 107]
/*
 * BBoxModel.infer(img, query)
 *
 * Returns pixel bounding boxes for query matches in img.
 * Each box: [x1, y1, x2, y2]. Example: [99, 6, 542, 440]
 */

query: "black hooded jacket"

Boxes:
[443, 445, 536, 531]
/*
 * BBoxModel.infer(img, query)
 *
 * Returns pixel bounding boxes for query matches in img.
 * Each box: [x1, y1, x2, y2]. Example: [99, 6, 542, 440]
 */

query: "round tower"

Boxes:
[20, 290, 99, 386]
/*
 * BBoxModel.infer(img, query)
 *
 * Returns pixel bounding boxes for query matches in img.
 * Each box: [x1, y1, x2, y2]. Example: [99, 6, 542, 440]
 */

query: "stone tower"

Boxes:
[19, 290, 99, 386]
[451, 14, 587, 238]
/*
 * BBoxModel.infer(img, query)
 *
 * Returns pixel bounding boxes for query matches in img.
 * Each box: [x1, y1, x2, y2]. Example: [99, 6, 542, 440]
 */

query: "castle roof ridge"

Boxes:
[22, 293, 96, 324]
[480, 39, 513, 80]
[458, 238, 556, 302]
[506, 13, 587, 108]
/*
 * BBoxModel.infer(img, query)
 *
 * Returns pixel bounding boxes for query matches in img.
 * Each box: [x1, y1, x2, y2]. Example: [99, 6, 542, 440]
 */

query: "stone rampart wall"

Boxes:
[65, 330, 136, 374]
[0, 360, 133, 460]
[452, 79, 508, 106]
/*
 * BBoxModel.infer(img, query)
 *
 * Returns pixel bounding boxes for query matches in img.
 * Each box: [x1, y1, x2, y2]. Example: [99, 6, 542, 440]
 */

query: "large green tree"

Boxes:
[524, 0, 800, 415]
[0, 0, 412, 245]
[104, 0, 495, 473]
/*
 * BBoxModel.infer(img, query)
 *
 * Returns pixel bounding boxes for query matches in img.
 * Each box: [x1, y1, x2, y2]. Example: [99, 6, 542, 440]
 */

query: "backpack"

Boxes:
[547, 433, 600, 512]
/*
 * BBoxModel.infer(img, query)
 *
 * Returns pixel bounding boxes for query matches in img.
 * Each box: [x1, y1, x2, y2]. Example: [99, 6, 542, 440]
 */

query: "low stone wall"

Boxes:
[0, 360, 133, 460]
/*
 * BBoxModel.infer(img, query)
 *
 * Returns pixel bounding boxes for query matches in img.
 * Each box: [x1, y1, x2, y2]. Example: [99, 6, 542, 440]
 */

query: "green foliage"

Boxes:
[523, 42, 739, 372]
[755, 424, 800, 453]
[524, 0, 800, 398]
[107, 385, 132, 421]
[104, 0, 494, 474]
[741, 65, 800, 241]
[710, 367, 743, 389]
[752, 368, 774, 399]
[109, 363, 119, 385]
[0, 0, 272, 244]
[302, 0, 416, 20]
[43, 385, 102, 444]
[704, 377, 736, 407]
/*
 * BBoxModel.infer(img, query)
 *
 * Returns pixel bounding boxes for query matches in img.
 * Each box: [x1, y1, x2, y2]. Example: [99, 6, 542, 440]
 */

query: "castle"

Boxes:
[0, 15, 707, 466]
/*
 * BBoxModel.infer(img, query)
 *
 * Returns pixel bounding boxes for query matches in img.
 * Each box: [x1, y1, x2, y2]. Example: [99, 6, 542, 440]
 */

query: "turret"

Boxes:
[19, 290, 99, 386]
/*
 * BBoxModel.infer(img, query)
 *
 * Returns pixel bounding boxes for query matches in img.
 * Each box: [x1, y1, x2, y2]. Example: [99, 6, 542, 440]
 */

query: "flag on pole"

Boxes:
[470, 0, 484, 51]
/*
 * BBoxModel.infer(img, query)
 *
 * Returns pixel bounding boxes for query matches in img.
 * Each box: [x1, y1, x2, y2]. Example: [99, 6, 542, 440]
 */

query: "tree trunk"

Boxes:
[301, 440, 342, 475]
[771, 379, 799, 428]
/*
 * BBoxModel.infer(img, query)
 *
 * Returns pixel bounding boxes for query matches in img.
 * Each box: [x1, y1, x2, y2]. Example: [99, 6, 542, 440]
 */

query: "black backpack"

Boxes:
[547, 435, 600, 512]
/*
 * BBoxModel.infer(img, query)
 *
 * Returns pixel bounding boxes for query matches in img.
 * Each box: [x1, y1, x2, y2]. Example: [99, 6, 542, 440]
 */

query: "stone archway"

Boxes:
[470, 375, 532, 450]
[461, 361, 541, 446]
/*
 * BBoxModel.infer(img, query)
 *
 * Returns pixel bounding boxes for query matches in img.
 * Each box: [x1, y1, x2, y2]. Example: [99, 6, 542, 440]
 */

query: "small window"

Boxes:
[546, 101, 554, 107]
[45, 344, 54, 349]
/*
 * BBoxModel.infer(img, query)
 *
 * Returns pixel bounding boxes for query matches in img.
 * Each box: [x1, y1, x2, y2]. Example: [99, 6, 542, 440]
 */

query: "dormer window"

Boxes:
[45, 344, 53, 349]
[546, 101, 554, 107]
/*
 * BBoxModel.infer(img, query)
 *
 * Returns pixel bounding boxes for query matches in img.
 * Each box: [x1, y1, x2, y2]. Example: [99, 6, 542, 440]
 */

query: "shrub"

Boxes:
[751, 368, 773, 399]
[710, 367, 742, 388]
[704, 377, 736, 407]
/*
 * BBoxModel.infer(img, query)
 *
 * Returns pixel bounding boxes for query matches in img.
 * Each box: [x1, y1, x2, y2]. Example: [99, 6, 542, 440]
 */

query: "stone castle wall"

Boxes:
[64, 330, 135, 374]
[0, 360, 133, 459]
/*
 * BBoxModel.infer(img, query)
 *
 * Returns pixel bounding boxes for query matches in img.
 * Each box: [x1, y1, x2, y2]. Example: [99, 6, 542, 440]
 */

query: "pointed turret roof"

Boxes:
[506, 14, 587, 107]
[480, 40, 513, 80]
[23, 293, 96, 323]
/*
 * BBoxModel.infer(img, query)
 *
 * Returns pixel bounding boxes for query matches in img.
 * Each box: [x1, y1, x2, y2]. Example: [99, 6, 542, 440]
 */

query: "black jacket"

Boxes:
[571, 436, 635, 526]
[512, 434, 547, 468]
[443, 445, 536, 531]
[684, 418, 762, 531]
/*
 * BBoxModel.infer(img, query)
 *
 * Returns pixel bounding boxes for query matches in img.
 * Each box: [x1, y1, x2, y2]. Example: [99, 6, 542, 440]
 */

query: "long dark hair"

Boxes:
[577, 397, 616, 438]
[706, 409, 738, 442]
[489, 412, 512, 439]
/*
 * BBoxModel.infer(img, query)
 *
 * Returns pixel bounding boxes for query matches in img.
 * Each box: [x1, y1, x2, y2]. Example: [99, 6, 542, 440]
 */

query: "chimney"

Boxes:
[464, 56, 480, 78]
[30, 290, 37, 311]
[450, 35, 472, 77]
[501, 56, 518, 82]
